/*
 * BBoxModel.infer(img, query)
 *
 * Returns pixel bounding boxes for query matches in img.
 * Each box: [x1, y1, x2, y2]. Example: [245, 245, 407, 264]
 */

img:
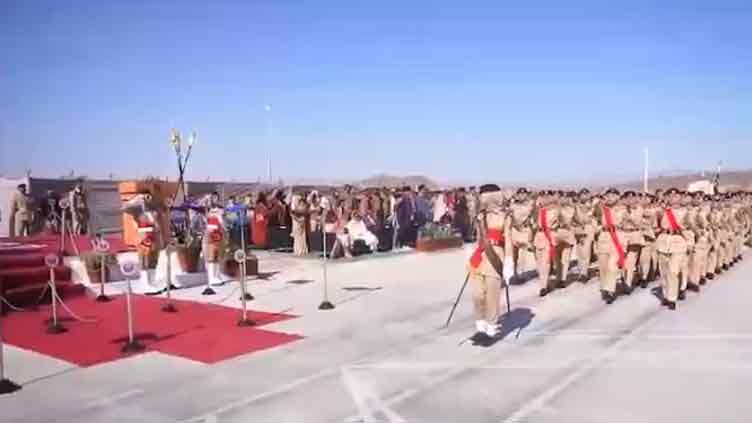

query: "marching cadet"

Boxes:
[554, 191, 577, 285]
[620, 191, 644, 294]
[596, 188, 627, 304]
[731, 192, 746, 263]
[677, 191, 696, 297]
[656, 188, 691, 310]
[574, 189, 597, 283]
[690, 192, 712, 288]
[709, 194, 727, 275]
[533, 190, 559, 297]
[467, 184, 508, 341]
[505, 188, 535, 284]
[720, 195, 735, 271]
[639, 193, 660, 286]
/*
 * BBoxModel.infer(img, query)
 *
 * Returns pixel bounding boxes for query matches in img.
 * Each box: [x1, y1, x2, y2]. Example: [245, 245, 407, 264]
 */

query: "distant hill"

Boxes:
[595, 170, 752, 193]
[357, 173, 440, 190]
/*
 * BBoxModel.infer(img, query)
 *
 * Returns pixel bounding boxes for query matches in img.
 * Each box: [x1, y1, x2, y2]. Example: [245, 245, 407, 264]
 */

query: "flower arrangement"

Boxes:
[418, 223, 459, 240]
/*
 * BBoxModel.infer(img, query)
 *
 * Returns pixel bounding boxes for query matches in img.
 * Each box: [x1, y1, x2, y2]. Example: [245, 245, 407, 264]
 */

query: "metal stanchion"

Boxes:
[0, 300, 21, 394]
[235, 250, 255, 327]
[319, 231, 335, 310]
[161, 242, 178, 313]
[238, 212, 253, 302]
[44, 254, 67, 334]
[120, 262, 145, 353]
[94, 237, 112, 302]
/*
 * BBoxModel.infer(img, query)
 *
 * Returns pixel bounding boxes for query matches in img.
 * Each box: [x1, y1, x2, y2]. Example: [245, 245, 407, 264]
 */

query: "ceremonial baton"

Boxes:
[504, 278, 512, 314]
[444, 272, 470, 328]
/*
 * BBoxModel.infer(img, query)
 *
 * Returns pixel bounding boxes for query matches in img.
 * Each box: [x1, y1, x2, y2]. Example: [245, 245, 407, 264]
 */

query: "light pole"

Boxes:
[264, 105, 272, 183]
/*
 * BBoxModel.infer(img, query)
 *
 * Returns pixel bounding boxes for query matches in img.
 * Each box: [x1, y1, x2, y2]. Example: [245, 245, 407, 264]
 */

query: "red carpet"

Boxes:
[2, 295, 302, 366]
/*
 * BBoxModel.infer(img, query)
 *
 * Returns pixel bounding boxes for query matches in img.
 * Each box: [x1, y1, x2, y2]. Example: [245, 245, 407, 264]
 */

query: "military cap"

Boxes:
[566, 191, 578, 198]
[17, 183, 26, 189]
[479, 184, 501, 194]
[579, 188, 591, 195]
[692, 191, 704, 197]
[516, 187, 530, 195]
[621, 190, 637, 199]
[604, 188, 620, 195]
[703, 194, 713, 201]
[665, 187, 680, 195]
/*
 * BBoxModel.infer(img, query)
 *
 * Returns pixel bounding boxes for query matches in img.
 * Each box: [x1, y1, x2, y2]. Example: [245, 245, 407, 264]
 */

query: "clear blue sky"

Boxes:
[1, 1, 751, 184]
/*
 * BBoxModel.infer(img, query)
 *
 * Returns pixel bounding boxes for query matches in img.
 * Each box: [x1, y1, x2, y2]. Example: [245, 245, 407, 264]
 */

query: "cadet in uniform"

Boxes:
[574, 189, 597, 283]
[656, 188, 690, 310]
[596, 188, 627, 304]
[467, 184, 508, 340]
[554, 191, 577, 286]
[533, 190, 559, 297]
[688, 192, 710, 290]
[639, 193, 660, 286]
[620, 191, 644, 294]
[505, 188, 535, 284]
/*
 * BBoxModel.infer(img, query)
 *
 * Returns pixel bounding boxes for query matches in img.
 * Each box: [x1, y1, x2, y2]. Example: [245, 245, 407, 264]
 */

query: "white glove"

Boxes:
[503, 256, 514, 282]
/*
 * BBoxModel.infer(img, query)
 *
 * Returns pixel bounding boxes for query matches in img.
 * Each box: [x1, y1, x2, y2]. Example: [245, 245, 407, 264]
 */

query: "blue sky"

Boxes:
[1, 1, 751, 184]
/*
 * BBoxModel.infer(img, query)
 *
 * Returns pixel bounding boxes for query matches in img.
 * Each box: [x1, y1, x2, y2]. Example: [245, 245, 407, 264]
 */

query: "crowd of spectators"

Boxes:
[238, 184, 481, 258]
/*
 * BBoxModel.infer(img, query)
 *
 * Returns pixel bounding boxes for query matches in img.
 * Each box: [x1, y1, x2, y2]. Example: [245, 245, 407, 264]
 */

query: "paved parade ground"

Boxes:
[2, 246, 751, 423]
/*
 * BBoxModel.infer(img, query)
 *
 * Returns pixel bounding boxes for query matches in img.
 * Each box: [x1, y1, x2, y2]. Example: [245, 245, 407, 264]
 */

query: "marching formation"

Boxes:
[467, 184, 752, 341]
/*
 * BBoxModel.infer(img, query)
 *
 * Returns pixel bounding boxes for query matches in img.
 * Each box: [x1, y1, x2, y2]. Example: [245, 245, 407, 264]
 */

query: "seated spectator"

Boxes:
[332, 211, 379, 258]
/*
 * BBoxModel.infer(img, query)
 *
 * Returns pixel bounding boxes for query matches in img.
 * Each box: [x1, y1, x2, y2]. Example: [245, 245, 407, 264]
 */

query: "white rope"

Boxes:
[211, 286, 240, 305]
[51, 286, 98, 324]
[0, 295, 26, 312]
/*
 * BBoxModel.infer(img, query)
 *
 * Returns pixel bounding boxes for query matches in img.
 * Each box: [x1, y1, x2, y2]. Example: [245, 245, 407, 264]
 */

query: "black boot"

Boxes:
[688, 283, 700, 293]
[604, 292, 615, 305]
[706, 272, 715, 280]
[640, 279, 649, 289]
[539, 288, 549, 297]
[678, 291, 686, 301]
[667, 301, 677, 311]
[623, 285, 633, 296]
[699, 278, 706, 286]
[722, 264, 729, 271]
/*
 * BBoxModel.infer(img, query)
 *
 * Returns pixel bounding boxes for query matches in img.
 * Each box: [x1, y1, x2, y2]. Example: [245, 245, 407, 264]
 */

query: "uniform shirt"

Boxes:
[622, 205, 645, 231]
[558, 203, 576, 228]
[509, 200, 534, 228]
[11, 191, 32, 221]
[599, 203, 627, 231]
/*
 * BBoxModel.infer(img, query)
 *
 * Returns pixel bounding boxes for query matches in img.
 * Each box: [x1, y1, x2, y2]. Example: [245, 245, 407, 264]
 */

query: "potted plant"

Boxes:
[170, 203, 204, 273]
[82, 252, 118, 284]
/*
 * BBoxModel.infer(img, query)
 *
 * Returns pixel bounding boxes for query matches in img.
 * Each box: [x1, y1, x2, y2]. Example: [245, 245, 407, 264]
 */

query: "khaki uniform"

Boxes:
[679, 207, 697, 292]
[640, 205, 660, 282]
[691, 204, 712, 284]
[621, 205, 645, 288]
[10, 191, 32, 237]
[506, 200, 535, 275]
[708, 207, 725, 273]
[555, 203, 577, 283]
[574, 201, 597, 279]
[468, 207, 506, 326]
[596, 204, 627, 295]
[534, 204, 560, 290]
[656, 207, 690, 303]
